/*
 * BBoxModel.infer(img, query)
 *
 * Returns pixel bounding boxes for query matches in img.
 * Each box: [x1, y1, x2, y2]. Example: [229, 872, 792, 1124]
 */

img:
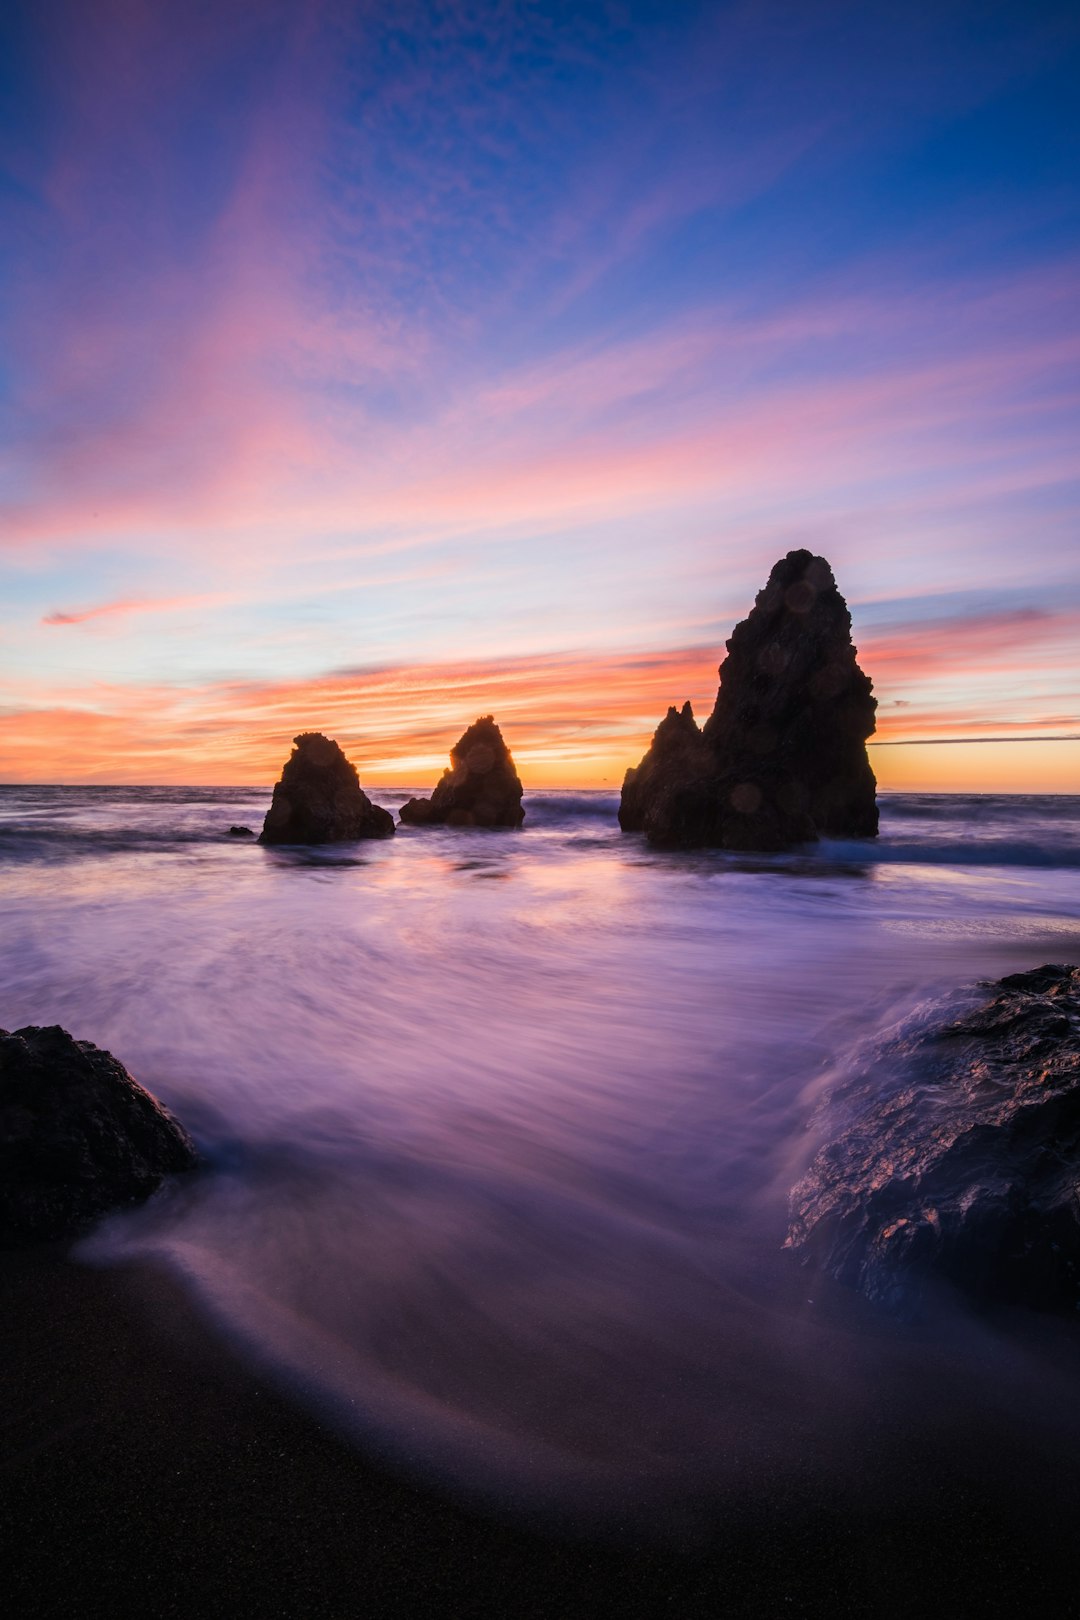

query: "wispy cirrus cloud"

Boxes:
[42, 594, 212, 626]
[5, 0, 1077, 563]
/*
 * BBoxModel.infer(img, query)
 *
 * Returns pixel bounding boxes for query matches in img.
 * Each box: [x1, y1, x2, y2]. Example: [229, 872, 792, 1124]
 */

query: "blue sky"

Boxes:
[1, 0, 1078, 786]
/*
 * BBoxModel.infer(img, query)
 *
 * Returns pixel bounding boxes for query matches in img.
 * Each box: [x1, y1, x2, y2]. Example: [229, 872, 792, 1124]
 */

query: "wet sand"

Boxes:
[5, 1250, 1080, 1619]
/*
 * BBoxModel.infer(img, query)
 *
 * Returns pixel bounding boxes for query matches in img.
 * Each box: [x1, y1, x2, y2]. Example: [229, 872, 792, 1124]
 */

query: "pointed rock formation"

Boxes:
[619, 551, 877, 850]
[702, 551, 878, 838]
[0, 1024, 197, 1244]
[618, 702, 712, 835]
[260, 733, 395, 845]
[399, 716, 525, 828]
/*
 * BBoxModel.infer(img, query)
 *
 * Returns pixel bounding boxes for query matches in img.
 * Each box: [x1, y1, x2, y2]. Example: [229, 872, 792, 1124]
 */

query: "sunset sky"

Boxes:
[2, 0, 1078, 791]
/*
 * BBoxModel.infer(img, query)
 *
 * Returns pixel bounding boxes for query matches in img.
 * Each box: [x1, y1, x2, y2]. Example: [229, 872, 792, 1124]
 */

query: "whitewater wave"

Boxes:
[2, 784, 1078, 870]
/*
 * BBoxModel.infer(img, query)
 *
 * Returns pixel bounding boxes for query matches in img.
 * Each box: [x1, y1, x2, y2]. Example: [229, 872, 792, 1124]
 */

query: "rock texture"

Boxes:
[786, 964, 1080, 1313]
[619, 551, 877, 850]
[399, 716, 525, 828]
[0, 1025, 197, 1244]
[260, 733, 394, 845]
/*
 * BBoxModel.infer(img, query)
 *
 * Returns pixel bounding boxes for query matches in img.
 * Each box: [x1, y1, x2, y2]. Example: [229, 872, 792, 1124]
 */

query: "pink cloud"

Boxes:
[42, 593, 213, 626]
[5, 244, 1077, 565]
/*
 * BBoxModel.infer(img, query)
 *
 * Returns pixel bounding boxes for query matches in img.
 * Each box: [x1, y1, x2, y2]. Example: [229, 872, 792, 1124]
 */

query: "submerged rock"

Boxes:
[618, 551, 877, 850]
[260, 733, 394, 845]
[0, 1024, 197, 1245]
[786, 964, 1080, 1313]
[399, 716, 525, 829]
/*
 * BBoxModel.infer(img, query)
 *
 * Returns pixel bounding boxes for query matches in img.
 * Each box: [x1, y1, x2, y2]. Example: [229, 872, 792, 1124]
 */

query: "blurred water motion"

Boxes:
[2, 785, 1080, 1520]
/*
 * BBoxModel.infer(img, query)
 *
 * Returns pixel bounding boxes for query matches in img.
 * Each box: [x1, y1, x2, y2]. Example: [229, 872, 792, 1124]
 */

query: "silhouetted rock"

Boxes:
[0, 1024, 197, 1245]
[260, 733, 394, 845]
[786, 964, 1080, 1313]
[702, 551, 878, 837]
[227, 825, 254, 838]
[399, 716, 525, 828]
[619, 551, 877, 850]
[619, 703, 712, 835]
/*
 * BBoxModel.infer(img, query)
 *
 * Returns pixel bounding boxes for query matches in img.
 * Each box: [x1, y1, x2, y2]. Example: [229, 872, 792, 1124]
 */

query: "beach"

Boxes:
[8, 1247, 1080, 1617]
[4, 785, 1080, 1614]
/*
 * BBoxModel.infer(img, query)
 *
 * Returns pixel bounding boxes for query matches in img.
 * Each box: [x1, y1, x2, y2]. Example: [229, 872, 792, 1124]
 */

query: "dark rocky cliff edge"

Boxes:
[786, 964, 1080, 1313]
[260, 732, 395, 844]
[400, 715, 525, 828]
[0, 1024, 197, 1244]
[619, 550, 877, 850]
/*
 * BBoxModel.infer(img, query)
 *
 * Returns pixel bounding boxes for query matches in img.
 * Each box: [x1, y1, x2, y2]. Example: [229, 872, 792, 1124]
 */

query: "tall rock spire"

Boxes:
[619, 551, 878, 849]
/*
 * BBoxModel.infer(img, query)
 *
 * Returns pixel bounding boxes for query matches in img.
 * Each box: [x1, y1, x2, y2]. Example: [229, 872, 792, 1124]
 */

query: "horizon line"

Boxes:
[869, 735, 1080, 746]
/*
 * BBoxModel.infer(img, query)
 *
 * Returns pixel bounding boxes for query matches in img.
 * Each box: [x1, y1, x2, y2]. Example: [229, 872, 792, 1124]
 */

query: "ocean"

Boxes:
[3, 785, 1080, 1528]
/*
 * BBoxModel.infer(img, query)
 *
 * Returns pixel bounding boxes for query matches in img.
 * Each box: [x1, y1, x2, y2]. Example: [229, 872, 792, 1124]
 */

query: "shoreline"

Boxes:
[5, 786, 1080, 1614]
[6, 1249, 1080, 1617]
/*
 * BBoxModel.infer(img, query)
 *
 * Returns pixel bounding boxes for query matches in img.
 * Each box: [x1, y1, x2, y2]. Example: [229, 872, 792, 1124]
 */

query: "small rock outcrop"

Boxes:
[619, 702, 715, 839]
[0, 1024, 197, 1244]
[260, 733, 394, 845]
[399, 716, 525, 828]
[618, 551, 877, 850]
[786, 964, 1080, 1313]
[227, 825, 254, 838]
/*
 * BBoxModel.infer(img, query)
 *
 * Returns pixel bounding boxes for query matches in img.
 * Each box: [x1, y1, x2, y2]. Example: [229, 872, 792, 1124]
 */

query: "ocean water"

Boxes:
[3, 785, 1080, 1526]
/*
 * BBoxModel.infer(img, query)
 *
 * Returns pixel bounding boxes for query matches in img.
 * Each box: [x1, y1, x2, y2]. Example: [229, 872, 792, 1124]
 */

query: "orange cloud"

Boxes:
[2, 610, 1077, 792]
[0, 648, 711, 786]
[858, 607, 1080, 749]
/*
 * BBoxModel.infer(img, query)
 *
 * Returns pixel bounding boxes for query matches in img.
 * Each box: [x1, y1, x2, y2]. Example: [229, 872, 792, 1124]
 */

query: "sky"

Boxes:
[1, 0, 1078, 791]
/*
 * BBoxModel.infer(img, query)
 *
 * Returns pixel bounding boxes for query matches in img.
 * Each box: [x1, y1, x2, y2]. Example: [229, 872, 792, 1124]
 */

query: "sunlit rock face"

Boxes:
[0, 1025, 197, 1244]
[618, 550, 877, 850]
[260, 733, 395, 844]
[786, 965, 1080, 1313]
[400, 716, 525, 828]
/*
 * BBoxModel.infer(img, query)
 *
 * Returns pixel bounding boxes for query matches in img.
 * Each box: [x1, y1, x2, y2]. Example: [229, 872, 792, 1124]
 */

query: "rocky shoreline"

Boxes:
[787, 963, 1080, 1314]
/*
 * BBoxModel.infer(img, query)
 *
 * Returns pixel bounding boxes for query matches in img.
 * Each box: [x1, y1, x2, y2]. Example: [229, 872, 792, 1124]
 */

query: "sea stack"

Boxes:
[260, 732, 395, 845]
[399, 716, 525, 828]
[619, 551, 877, 850]
[0, 1024, 197, 1244]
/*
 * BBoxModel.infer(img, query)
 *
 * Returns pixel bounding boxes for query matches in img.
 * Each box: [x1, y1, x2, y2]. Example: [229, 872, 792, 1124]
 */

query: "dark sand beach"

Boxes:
[7, 1248, 1080, 1619]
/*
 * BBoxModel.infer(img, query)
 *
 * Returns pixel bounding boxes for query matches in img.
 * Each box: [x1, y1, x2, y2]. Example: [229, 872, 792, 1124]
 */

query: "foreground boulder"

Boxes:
[400, 716, 525, 828]
[619, 551, 877, 849]
[0, 1025, 197, 1244]
[260, 733, 394, 845]
[786, 964, 1080, 1313]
